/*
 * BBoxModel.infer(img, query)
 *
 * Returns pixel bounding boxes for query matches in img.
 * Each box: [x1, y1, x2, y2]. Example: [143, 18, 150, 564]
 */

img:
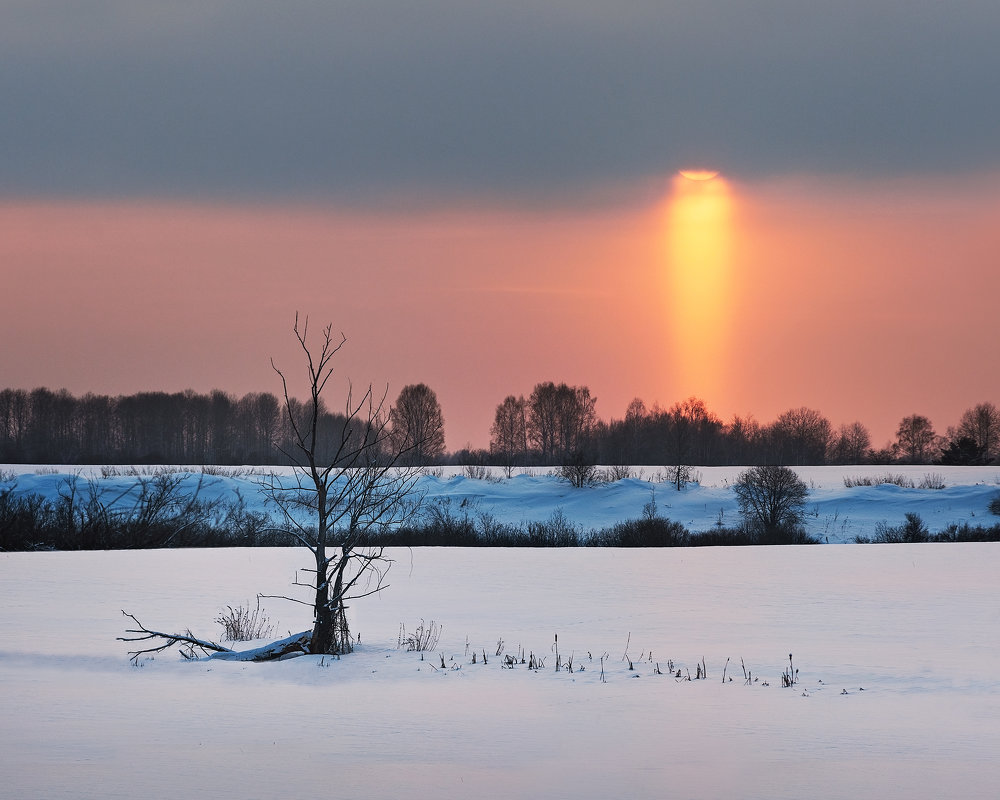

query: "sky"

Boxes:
[1, 1, 998, 451]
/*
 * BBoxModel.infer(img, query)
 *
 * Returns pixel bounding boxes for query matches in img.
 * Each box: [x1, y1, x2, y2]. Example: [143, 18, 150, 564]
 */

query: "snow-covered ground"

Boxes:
[4, 464, 999, 542]
[1, 544, 998, 799]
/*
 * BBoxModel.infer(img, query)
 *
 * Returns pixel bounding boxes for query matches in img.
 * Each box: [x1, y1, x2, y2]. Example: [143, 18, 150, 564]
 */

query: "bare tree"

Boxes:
[829, 421, 872, 464]
[768, 407, 832, 465]
[490, 395, 528, 477]
[389, 383, 446, 466]
[957, 402, 999, 464]
[119, 316, 422, 661]
[527, 382, 596, 464]
[733, 465, 809, 539]
[663, 396, 723, 486]
[895, 414, 938, 464]
[264, 317, 423, 654]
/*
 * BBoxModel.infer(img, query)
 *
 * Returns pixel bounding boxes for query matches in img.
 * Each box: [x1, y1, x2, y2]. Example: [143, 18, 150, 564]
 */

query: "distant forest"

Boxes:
[0, 386, 997, 467]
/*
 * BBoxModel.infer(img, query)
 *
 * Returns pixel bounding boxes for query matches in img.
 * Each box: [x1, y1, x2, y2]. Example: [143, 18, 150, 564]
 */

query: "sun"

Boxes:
[679, 169, 720, 182]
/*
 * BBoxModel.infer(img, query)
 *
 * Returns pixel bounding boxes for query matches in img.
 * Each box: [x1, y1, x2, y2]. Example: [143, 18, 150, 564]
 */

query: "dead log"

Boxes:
[210, 630, 312, 662]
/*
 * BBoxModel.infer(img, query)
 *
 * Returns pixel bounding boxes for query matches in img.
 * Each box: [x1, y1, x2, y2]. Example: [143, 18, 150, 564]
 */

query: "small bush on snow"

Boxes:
[215, 603, 276, 642]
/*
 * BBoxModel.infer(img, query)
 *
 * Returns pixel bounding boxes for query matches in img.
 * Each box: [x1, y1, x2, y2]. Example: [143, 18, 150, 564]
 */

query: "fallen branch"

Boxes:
[119, 610, 314, 663]
[119, 610, 232, 663]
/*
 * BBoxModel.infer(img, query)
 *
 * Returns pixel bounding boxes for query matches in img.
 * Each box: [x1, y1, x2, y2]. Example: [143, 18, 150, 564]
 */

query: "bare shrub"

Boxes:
[215, 603, 277, 642]
[918, 473, 946, 490]
[668, 465, 692, 491]
[398, 619, 441, 652]
[603, 464, 634, 482]
[200, 465, 266, 478]
[463, 463, 490, 481]
[843, 473, 915, 488]
[932, 522, 1000, 542]
[559, 451, 599, 488]
[990, 493, 1000, 516]
[526, 509, 580, 546]
[870, 512, 930, 543]
[462, 464, 502, 483]
[588, 517, 689, 547]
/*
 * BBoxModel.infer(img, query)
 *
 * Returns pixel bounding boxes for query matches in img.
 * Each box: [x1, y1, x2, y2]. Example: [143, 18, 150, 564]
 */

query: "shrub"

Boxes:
[0, 487, 52, 551]
[933, 522, 1000, 542]
[462, 464, 502, 482]
[602, 464, 634, 482]
[559, 451, 600, 488]
[918, 473, 946, 490]
[588, 517, 689, 547]
[869, 512, 930, 543]
[988, 493, 1000, 516]
[398, 619, 441, 652]
[215, 603, 276, 642]
[688, 526, 757, 546]
[525, 509, 581, 546]
[844, 473, 915, 488]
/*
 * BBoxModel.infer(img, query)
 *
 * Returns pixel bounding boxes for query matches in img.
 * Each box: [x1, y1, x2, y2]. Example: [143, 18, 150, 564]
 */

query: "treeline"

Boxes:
[0, 387, 324, 465]
[1, 384, 997, 467]
[479, 385, 999, 469]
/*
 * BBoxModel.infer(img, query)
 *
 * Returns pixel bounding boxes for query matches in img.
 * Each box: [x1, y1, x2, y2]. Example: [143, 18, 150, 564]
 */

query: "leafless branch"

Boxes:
[118, 610, 232, 663]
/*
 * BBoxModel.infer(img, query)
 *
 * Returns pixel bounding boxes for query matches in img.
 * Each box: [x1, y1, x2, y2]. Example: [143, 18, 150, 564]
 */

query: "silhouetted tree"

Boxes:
[265, 316, 422, 655]
[490, 395, 528, 477]
[733, 465, 809, 539]
[957, 402, 999, 464]
[829, 421, 872, 464]
[390, 383, 446, 466]
[895, 414, 938, 464]
[768, 407, 832, 465]
[663, 396, 723, 472]
[724, 414, 763, 466]
[526, 382, 596, 464]
[938, 436, 982, 465]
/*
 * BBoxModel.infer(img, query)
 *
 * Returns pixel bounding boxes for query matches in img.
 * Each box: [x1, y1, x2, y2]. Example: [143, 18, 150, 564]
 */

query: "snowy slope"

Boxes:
[4, 464, 998, 543]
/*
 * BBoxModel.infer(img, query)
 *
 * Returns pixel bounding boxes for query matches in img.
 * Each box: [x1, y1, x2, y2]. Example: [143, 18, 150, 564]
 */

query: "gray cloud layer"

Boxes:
[3, 1, 998, 204]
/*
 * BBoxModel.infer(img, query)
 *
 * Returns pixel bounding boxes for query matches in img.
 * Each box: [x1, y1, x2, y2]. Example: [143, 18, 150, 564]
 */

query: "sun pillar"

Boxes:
[665, 170, 734, 402]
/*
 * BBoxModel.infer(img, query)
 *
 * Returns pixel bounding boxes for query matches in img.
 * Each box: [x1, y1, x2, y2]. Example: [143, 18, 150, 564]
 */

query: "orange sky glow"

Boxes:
[1, 173, 997, 452]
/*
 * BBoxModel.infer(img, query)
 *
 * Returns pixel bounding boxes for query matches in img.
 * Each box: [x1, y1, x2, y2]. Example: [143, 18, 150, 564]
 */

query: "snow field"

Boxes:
[2, 544, 998, 799]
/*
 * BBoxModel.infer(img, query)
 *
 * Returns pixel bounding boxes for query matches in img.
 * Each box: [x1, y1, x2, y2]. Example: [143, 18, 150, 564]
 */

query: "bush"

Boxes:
[558, 451, 600, 488]
[215, 603, 276, 642]
[844, 473, 915, 488]
[0, 486, 52, 551]
[602, 464, 634, 482]
[398, 619, 441, 652]
[843, 472, 946, 490]
[933, 522, 1000, 542]
[863, 512, 931, 543]
[918, 473, 946, 490]
[988, 493, 1000, 516]
[525, 510, 581, 546]
[588, 517, 689, 547]
[462, 464, 502, 483]
[688, 526, 757, 546]
[689, 524, 817, 546]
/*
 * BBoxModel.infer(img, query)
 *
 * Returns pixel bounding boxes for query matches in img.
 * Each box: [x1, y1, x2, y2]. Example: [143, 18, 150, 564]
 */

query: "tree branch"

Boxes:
[118, 610, 232, 663]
